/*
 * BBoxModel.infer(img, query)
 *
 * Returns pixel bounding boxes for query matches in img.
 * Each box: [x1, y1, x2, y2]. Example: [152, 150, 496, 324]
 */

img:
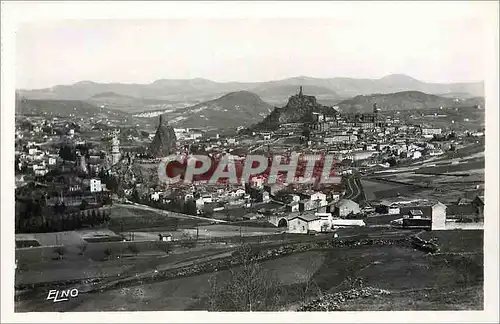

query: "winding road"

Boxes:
[343, 174, 366, 202]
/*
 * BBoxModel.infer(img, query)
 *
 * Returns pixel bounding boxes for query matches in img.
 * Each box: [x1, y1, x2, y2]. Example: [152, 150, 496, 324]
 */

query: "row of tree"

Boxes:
[130, 189, 199, 216]
[16, 208, 111, 233]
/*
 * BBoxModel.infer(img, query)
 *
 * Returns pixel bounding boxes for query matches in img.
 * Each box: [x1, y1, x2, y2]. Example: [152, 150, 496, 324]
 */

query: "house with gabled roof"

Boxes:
[288, 212, 328, 234]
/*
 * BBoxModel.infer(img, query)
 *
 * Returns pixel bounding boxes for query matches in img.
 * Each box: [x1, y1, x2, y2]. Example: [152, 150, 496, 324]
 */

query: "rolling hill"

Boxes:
[87, 91, 184, 113]
[159, 91, 274, 129]
[336, 91, 485, 114]
[17, 74, 484, 104]
[15, 97, 134, 121]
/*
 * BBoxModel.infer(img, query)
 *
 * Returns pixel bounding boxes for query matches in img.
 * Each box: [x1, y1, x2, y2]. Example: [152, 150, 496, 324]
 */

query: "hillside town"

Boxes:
[7, 2, 497, 317]
[13, 80, 488, 317]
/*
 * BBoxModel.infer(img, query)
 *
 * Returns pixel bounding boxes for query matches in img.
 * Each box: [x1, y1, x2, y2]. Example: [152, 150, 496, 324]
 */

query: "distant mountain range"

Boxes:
[16, 74, 485, 130]
[17, 74, 484, 109]
[336, 91, 485, 114]
[16, 89, 485, 131]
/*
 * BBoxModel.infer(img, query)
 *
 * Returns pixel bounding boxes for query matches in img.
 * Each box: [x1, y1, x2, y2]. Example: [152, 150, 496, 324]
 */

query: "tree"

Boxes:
[103, 248, 113, 260]
[131, 189, 141, 203]
[157, 242, 172, 254]
[80, 199, 89, 210]
[127, 244, 139, 255]
[207, 244, 282, 311]
[59, 145, 76, 161]
[78, 243, 88, 255]
[385, 157, 397, 167]
[91, 209, 97, 224]
[184, 199, 197, 216]
[53, 246, 66, 260]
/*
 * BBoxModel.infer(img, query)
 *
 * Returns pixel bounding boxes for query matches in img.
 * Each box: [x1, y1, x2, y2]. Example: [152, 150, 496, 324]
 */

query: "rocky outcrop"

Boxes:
[252, 86, 337, 130]
[148, 115, 177, 158]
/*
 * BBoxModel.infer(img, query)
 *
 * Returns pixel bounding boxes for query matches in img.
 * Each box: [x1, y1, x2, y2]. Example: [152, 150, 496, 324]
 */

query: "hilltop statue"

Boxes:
[299, 86, 303, 96]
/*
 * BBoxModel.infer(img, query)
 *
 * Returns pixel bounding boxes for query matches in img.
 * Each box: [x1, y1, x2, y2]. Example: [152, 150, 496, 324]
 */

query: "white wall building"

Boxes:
[151, 192, 160, 201]
[90, 179, 102, 192]
[431, 202, 447, 230]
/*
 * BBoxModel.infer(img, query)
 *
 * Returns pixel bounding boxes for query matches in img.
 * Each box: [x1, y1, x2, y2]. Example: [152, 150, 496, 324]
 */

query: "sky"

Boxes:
[15, 3, 491, 89]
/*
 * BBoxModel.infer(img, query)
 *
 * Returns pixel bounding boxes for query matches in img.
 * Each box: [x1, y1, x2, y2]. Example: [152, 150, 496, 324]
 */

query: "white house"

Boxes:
[48, 157, 57, 165]
[429, 149, 444, 156]
[336, 199, 361, 217]
[250, 176, 265, 189]
[262, 191, 270, 203]
[90, 179, 102, 192]
[288, 201, 300, 212]
[288, 214, 324, 234]
[310, 192, 327, 206]
[412, 151, 422, 160]
[151, 192, 160, 201]
[422, 128, 442, 136]
[34, 168, 48, 176]
[331, 192, 341, 202]
[231, 188, 246, 198]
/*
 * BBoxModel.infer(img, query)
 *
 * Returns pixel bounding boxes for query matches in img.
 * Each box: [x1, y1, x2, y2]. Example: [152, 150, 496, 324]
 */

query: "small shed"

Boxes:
[158, 234, 172, 242]
[408, 209, 424, 219]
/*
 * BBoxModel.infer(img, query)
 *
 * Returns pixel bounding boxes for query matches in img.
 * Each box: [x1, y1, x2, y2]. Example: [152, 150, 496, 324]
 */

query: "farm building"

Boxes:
[402, 218, 431, 229]
[335, 199, 361, 217]
[380, 199, 448, 230]
[288, 213, 331, 234]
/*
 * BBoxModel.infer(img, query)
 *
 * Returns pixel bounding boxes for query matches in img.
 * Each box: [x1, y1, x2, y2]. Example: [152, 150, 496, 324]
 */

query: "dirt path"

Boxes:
[115, 202, 228, 223]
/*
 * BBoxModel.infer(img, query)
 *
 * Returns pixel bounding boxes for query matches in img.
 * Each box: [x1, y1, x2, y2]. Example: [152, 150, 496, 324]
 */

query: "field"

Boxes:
[363, 141, 485, 204]
[107, 205, 210, 233]
[361, 179, 419, 200]
[15, 229, 483, 312]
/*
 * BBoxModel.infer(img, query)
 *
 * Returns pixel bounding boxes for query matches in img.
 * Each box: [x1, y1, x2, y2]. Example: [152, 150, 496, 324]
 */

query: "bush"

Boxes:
[156, 242, 172, 254]
[53, 246, 66, 260]
[127, 244, 139, 255]
[181, 241, 197, 249]
[78, 243, 88, 255]
[103, 248, 113, 260]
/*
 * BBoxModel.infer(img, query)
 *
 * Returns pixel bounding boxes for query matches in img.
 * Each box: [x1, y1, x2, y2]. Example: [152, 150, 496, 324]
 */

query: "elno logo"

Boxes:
[46, 288, 79, 303]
